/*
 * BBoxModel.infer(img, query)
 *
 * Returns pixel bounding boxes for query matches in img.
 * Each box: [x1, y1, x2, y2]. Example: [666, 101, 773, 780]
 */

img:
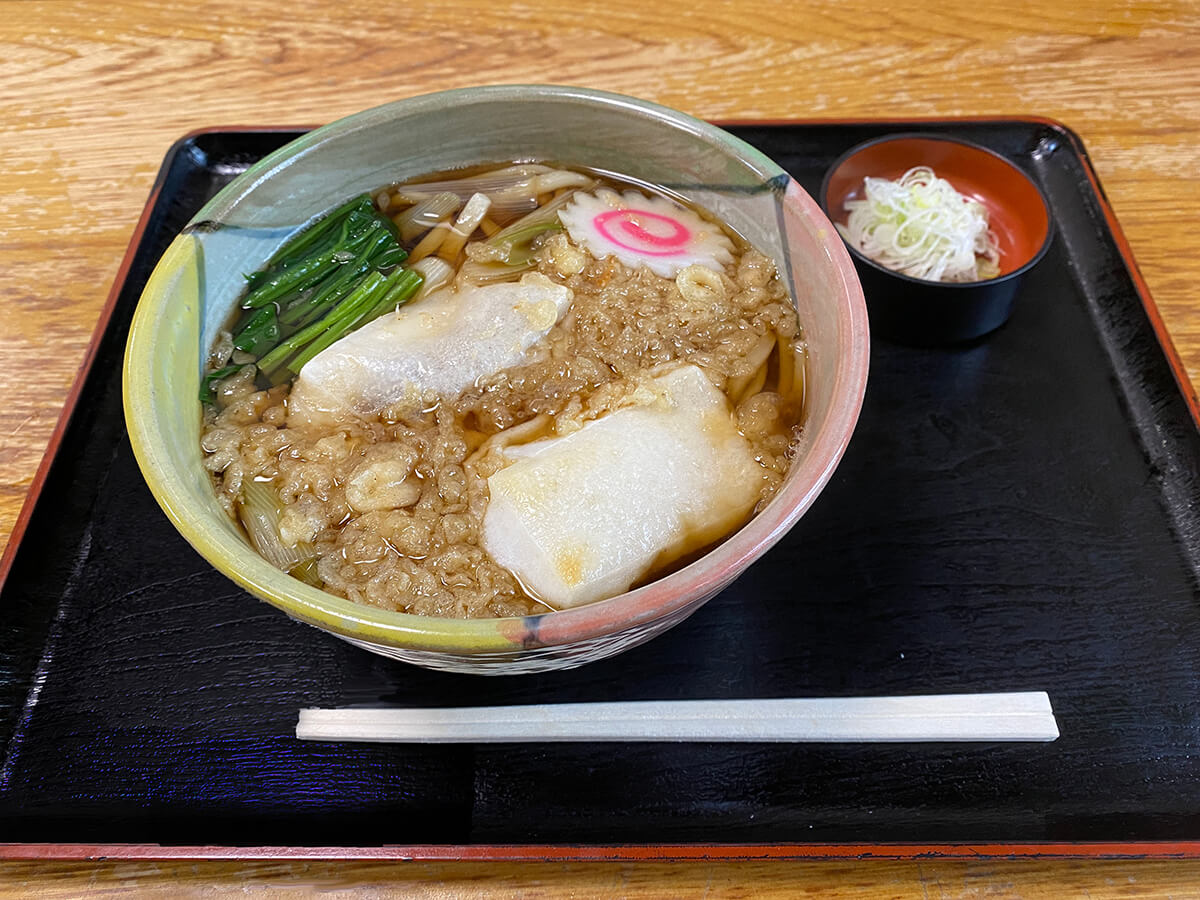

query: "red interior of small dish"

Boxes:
[824, 136, 1050, 277]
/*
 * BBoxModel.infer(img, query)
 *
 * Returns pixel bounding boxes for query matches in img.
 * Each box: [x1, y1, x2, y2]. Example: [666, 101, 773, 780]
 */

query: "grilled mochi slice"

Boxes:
[481, 364, 763, 610]
[288, 272, 572, 422]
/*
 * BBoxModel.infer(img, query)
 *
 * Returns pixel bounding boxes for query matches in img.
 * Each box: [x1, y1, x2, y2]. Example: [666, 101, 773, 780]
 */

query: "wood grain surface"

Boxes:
[3, 0, 1200, 895]
[3, 858, 1200, 898]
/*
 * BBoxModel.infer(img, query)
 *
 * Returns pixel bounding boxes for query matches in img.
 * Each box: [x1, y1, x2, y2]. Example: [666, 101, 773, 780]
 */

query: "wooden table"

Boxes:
[2, 0, 1199, 895]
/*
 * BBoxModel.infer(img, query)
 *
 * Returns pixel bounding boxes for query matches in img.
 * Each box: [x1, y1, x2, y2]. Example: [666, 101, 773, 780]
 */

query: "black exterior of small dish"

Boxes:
[819, 133, 1054, 346]
[848, 256, 1028, 346]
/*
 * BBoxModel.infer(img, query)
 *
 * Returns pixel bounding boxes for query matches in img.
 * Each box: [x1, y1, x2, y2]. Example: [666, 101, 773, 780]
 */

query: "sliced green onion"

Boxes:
[488, 187, 579, 252]
[437, 192, 493, 262]
[289, 557, 324, 587]
[498, 221, 563, 265]
[392, 165, 551, 205]
[392, 166, 593, 220]
[459, 259, 531, 285]
[409, 257, 455, 300]
[237, 481, 316, 572]
[393, 192, 461, 243]
[457, 188, 579, 284]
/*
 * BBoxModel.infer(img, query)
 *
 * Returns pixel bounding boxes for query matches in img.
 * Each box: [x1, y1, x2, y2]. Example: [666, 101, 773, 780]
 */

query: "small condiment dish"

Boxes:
[820, 133, 1052, 345]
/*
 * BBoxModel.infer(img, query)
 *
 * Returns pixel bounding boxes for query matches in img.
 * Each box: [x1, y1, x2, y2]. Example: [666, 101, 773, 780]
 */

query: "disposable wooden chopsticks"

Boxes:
[296, 691, 1058, 743]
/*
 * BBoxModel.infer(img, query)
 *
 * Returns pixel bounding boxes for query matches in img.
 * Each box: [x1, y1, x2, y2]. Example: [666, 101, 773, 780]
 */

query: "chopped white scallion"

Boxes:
[838, 166, 1001, 283]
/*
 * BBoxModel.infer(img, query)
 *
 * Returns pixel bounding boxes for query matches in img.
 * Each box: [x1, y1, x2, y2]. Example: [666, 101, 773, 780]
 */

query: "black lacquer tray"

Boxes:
[2, 120, 1199, 860]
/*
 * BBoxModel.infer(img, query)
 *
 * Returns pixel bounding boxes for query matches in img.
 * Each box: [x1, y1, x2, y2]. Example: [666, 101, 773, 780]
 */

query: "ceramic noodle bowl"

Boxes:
[123, 86, 869, 674]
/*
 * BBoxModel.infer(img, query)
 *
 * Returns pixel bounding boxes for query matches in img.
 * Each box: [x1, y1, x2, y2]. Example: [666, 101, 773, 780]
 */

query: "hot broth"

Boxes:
[200, 164, 806, 618]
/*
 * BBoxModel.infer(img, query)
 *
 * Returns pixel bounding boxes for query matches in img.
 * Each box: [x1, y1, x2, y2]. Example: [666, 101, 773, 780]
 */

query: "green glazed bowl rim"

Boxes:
[124, 84, 870, 656]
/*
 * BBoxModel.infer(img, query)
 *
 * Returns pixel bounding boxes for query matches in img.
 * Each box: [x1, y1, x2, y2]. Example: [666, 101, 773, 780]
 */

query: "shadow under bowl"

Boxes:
[820, 133, 1053, 346]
